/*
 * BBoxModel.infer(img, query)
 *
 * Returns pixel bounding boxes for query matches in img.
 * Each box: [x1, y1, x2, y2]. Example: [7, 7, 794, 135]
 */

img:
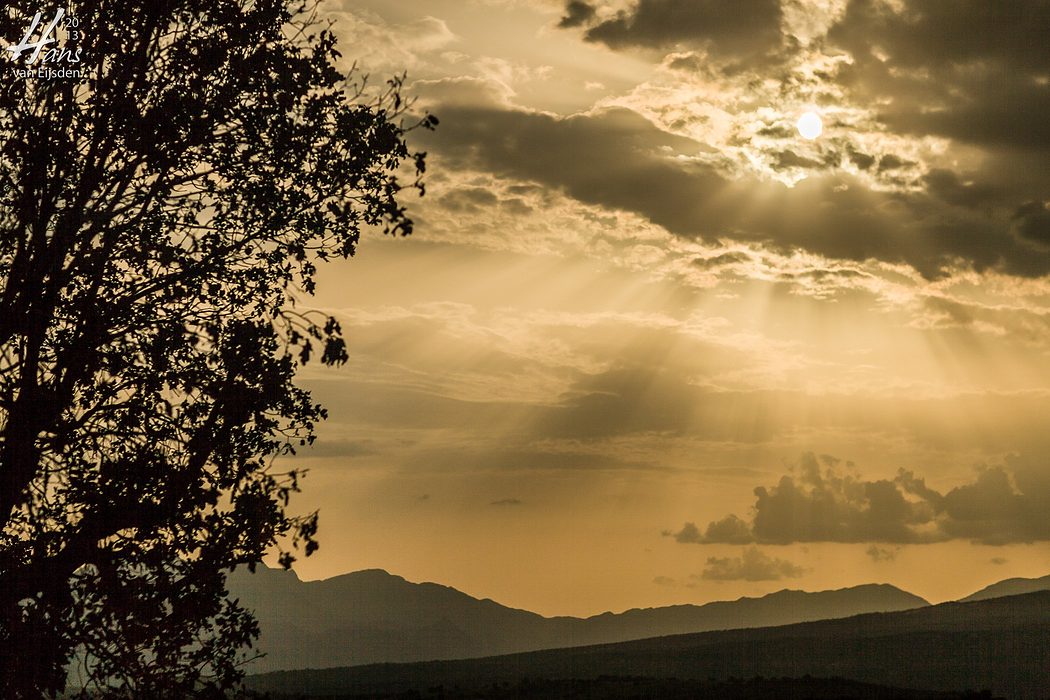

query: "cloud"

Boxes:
[423, 103, 1050, 277]
[533, 366, 702, 439]
[691, 251, 753, 270]
[674, 453, 1050, 545]
[671, 515, 754, 544]
[439, 186, 501, 213]
[326, 9, 458, 74]
[309, 294, 1050, 461]
[669, 522, 701, 543]
[830, 0, 1050, 75]
[828, 0, 1050, 152]
[771, 149, 826, 171]
[700, 547, 807, 581]
[922, 170, 1002, 210]
[562, 0, 784, 60]
[652, 575, 676, 586]
[1012, 201, 1050, 247]
[865, 545, 899, 562]
[558, 1, 597, 28]
[490, 498, 524, 506]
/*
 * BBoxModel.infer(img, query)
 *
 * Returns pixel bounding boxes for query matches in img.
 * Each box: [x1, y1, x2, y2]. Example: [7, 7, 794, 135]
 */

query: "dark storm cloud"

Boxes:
[831, 0, 1050, 76]
[427, 105, 719, 223]
[1012, 201, 1050, 247]
[828, 0, 1050, 152]
[425, 103, 1050, 276]
[700, 547, 807, 581]
[922, 170, 1002, 210]
[674, 453, 1050, 545]
[562, 0, 784, 60]
[558, 0, 597, 28]
[885, 75, 1050, 153]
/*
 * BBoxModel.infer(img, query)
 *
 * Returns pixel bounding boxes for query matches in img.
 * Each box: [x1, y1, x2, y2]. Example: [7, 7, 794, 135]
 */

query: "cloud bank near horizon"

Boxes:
[672, 453, 1050, 546]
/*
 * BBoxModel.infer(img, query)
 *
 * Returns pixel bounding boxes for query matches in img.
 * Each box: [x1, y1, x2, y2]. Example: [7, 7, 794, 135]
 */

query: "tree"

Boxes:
[0, 0, 434, 696]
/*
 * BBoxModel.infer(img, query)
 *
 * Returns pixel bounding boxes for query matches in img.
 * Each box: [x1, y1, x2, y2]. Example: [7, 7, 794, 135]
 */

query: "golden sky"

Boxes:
[279, 0, 1050, 616]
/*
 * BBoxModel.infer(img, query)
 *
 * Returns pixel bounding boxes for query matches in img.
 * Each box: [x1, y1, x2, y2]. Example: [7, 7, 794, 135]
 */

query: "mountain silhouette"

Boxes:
[959, 573, 1050, 602]
[228, 566, 928, 672]
[246, 590, 1050, 698]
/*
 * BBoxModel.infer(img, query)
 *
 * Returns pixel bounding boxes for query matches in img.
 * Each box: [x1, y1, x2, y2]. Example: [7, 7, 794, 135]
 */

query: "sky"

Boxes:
[279, 0, 1050, 617]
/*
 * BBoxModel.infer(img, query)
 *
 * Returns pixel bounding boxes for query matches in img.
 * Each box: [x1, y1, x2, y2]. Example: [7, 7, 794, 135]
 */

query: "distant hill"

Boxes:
[246, 591, 1050, 699]
[227, 567, 929, 672]
[959, 573, 1050, 602]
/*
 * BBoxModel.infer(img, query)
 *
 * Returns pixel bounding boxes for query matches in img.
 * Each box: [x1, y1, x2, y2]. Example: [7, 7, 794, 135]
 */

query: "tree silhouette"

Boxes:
[0, 0, 434, 696]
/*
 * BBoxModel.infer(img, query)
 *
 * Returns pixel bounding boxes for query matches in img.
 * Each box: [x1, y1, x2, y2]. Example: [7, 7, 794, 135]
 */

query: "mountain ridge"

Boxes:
[228, 566, 929, 672]
[959, 573, 1050, 602]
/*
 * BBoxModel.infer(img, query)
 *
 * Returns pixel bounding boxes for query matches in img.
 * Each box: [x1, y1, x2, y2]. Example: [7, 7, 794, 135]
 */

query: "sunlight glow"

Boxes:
[797, 111, 823, 140]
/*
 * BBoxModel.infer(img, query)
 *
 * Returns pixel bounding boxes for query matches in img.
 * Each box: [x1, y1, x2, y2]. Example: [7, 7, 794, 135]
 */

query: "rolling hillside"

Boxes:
[246, 591, 1050, 699]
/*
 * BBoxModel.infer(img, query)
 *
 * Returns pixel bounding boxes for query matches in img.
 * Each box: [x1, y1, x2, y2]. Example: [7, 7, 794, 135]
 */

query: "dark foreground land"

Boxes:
[254, 675, 1001, 699]
[247, 591, 1050, 699]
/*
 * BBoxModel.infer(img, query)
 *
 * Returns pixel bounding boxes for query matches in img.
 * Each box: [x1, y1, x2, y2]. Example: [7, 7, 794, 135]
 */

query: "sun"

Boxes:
[797, 111, 823, 140]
